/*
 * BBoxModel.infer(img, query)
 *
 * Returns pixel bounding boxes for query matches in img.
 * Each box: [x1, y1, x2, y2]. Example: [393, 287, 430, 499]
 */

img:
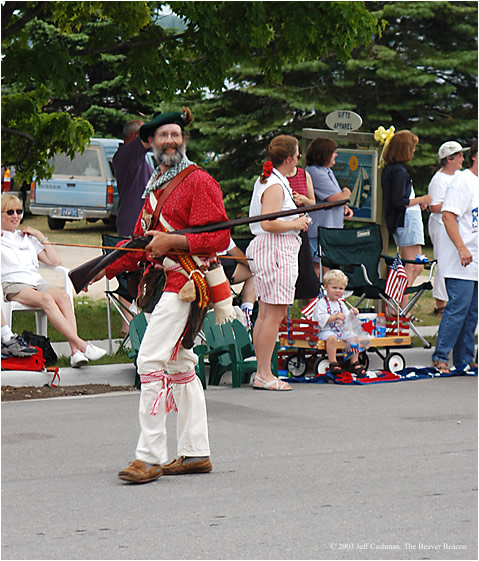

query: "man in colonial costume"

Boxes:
[99, 108, 230, 483]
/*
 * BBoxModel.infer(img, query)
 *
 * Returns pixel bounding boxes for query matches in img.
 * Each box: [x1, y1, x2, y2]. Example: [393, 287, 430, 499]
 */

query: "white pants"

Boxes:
[429, 219, 448, 302]
[135, 292, 210, 465]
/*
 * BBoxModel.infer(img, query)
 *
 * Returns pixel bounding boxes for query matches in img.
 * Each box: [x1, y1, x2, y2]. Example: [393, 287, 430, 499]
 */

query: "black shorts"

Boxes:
[220, 257, 236, 283]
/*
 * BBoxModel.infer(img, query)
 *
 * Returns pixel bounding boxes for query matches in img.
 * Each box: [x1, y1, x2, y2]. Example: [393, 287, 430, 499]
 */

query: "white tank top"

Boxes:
[248, 169, 299, 236]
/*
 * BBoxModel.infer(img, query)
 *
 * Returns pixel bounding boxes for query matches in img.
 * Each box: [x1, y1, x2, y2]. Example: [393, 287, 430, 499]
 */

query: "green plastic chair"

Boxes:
[128, 311, 207, 389]
[192, 344, 208, 390]
[128, 312, 148, 389]
[202, 311, 278, 387]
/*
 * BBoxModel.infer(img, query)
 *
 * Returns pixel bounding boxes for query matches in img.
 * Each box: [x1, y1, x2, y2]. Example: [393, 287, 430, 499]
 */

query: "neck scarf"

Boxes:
[143, 155, 194, 197]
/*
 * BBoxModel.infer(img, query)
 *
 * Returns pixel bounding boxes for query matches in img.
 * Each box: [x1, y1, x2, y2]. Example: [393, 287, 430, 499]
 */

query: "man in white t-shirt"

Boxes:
[428, 141, 468, 314]
[432, 140, 478, 373]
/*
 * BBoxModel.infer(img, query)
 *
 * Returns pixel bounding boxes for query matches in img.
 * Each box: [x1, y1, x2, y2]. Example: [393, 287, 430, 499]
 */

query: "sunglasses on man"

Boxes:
[3, 209, 23, 216]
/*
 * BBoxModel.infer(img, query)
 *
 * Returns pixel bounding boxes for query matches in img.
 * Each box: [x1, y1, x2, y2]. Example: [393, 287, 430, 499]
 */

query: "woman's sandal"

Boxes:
[351, 363, 367, 378]
[407, 314, 423, 324]
[328, 362, 342, 376]
[252, 374, 292, 391]
[432, 361, 450, 374]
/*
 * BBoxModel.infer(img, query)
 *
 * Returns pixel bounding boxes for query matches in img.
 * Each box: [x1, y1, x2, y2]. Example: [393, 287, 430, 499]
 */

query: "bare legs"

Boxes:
[119, 295, 134, 335]
[325, 334, 338, 363]
[325, 334, 358, 366]
[252, 300, 291, 388]
[232, 263, 256, 304]
[400, 245, 424, 309]
[11, 287, 87, 355]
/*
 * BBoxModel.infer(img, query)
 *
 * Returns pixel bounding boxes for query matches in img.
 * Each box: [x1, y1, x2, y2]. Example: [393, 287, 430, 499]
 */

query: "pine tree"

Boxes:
[180, 1, 478, 218]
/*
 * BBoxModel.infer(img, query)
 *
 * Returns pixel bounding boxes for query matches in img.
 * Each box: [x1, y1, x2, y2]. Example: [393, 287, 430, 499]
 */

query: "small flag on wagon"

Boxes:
[385, 253, 408, 304]
[301, 297, 320, 320]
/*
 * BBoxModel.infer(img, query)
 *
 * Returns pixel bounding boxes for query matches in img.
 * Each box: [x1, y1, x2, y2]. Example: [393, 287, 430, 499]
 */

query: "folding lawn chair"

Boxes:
[317, 224, 436, 348]
[102, 234, 138, 354]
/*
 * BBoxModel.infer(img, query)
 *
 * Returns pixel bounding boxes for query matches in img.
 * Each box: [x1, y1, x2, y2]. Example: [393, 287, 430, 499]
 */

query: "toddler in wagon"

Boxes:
[312, 269, 366, 377]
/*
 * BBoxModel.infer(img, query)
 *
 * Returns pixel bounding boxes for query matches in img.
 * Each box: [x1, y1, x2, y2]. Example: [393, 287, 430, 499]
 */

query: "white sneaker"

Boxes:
[71, 350, 89, 368]
[84, 343, 107, 361]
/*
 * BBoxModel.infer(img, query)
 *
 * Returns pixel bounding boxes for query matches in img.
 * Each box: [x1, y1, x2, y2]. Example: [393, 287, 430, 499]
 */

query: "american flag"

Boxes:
[301, 297, 320, 319]
[385, 253, 408, 303]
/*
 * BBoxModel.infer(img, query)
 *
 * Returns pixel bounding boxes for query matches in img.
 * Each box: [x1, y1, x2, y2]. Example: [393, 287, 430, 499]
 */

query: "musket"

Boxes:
[69, 198, 349, 293]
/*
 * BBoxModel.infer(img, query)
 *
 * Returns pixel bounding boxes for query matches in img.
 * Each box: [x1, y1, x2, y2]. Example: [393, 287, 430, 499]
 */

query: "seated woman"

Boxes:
[219, 236, 256, 329]
[1, 193, 106, 367]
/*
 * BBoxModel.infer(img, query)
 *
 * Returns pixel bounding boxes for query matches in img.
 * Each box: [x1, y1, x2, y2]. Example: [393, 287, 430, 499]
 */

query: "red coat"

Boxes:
[106, 168, 229, 293]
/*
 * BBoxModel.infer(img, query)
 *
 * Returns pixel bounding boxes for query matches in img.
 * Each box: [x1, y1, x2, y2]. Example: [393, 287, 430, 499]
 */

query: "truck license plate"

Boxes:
[60, 208, 79, 218]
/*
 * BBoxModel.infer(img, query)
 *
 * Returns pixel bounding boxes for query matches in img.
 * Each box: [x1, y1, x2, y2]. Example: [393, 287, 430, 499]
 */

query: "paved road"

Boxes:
[2, 374, 477, 560]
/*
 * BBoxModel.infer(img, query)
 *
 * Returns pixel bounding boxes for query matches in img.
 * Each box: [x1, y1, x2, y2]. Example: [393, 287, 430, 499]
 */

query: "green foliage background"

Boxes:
[1, 0, 379, 182]
[2, 0, 477, 217]
[180, 1, 478, 217]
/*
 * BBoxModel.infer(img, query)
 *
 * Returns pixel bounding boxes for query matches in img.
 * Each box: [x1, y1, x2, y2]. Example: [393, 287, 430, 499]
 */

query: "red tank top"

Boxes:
[287, 167, 308, 197]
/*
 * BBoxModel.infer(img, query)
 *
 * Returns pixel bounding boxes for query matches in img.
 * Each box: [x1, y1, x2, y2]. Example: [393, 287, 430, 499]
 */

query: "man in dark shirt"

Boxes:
[112, 120, 154, 336]
[113, 120, 154, 237]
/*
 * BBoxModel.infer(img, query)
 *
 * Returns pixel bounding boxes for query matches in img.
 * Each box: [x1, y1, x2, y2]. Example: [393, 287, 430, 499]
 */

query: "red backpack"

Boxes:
[1, 347, 46, 371]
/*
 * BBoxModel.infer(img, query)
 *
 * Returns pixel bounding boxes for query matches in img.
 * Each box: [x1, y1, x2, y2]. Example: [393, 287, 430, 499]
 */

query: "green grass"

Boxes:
[12, 297, 134, 364]
[55, 346, 133, 366]
[411, 335, 437, 348]
[12, 296, 123, 343]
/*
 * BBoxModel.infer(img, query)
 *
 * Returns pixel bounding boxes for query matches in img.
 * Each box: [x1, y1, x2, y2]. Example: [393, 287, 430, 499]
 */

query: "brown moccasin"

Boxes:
[118, 459, 163, 483]
[161, 456, 212, 475]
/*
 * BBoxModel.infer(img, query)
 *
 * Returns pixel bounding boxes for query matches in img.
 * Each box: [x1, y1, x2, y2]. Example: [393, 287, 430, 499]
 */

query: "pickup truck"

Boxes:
[29, 138, 122, 230]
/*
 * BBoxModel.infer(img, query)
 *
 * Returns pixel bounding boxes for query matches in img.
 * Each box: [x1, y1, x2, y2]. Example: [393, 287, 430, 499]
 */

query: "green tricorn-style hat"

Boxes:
[139, 109, 190, 142]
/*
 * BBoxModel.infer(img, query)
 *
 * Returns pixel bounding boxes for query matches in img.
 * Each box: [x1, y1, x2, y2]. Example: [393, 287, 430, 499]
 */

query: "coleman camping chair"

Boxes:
[317, 224, 436, 348]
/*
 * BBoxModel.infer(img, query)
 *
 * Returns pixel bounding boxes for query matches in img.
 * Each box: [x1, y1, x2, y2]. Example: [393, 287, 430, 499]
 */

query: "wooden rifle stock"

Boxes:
[69, 236, 152, 294]
[69, 198, 348, 294]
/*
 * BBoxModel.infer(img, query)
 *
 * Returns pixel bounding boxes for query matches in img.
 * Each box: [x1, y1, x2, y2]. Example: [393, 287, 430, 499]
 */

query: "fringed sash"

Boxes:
[140, 369, 197, 416]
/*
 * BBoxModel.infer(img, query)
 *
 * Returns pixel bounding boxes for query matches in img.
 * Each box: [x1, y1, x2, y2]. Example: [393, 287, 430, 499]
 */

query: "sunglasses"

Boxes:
[3, 209, 23, 216]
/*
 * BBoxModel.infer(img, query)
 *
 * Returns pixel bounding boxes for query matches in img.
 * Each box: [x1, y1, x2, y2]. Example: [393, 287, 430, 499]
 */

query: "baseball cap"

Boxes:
[438, 141, 470, 159]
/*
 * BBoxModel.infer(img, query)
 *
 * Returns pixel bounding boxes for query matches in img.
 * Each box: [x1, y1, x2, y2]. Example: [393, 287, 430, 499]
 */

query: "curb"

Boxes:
[2, 328, 442, 389]
[1, 362, 137, 388]
[2, 338, 135, 388]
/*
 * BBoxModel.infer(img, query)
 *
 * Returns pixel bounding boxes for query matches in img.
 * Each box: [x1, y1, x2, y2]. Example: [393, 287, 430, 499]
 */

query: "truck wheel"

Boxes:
[47, 216, 66, 230]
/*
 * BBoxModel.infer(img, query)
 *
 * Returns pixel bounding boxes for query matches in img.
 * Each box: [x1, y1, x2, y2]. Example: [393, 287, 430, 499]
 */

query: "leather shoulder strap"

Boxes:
[151, 164, 201, 229]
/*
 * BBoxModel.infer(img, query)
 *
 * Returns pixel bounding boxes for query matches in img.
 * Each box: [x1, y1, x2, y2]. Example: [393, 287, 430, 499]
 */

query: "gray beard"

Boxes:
[152, 143, 186, 167]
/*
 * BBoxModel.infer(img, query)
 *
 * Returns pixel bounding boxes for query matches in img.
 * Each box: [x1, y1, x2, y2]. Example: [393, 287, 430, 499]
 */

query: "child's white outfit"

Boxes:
[312, 296, 354, 341]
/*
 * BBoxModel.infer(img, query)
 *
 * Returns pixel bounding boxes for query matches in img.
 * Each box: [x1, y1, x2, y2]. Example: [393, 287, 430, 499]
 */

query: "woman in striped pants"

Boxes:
[246, 135, 311, 391]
